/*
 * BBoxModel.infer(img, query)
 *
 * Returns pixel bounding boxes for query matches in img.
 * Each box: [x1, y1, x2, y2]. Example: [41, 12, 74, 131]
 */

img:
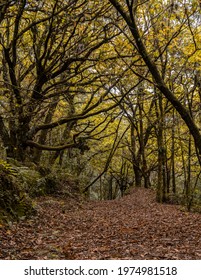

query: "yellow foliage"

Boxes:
[0, 160, 17, 176]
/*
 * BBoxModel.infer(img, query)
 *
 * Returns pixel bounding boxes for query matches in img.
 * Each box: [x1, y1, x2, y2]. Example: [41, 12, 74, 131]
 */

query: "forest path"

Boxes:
[1, 188, 201, 259]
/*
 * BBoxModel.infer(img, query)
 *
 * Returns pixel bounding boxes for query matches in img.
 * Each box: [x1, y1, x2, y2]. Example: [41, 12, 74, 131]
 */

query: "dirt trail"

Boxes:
[0, 188, 201, 259]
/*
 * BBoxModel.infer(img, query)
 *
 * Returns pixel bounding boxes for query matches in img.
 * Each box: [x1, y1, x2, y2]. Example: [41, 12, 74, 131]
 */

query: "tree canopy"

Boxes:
[1, 0, 201, 209]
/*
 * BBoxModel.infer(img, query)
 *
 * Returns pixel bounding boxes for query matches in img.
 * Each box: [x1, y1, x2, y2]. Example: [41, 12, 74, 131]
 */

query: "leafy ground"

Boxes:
[0, 188, 201, 259]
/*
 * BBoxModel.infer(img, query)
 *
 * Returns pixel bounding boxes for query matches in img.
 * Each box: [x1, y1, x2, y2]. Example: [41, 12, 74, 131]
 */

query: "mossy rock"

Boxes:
[0, 167, 36, 222]
[16, 167, 41, 195]
[15, 164, 57, 197]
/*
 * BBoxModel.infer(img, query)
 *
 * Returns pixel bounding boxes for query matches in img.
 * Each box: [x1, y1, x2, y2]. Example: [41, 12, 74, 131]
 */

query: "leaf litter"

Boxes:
[0, 188, 201, 259]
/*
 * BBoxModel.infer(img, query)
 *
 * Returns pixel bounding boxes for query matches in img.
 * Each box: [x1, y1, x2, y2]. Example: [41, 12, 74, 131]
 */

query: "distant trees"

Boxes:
[106, 0, 201, 205]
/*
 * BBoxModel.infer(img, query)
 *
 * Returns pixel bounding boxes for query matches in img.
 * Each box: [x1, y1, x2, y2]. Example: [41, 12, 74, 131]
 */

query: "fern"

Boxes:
[0, 159, 18, 176]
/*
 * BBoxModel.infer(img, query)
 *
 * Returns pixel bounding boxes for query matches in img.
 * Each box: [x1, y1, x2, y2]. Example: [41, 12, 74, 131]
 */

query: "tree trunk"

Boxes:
[108, 0, 201, 161]
[130, 124, 142, 187]
[171, 111, 176, 194]
[33, 98, 59, 163]
[185, 136, 192, 209]
[155, 92, 167, 203]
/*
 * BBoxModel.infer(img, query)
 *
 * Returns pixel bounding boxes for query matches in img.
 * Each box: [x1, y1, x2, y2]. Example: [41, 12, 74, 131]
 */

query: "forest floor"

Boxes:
[0, 187, 201, 260]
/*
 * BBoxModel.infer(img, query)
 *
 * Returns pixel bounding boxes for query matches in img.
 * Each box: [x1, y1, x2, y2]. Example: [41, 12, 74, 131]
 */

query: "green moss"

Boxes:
[0, 165, 35, 222]
[16, 167, 41, 195]
[34, 174, 58, 196]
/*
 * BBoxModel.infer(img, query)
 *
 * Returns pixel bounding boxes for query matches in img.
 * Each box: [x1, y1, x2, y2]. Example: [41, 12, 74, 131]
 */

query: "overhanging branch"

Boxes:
[26, 140, 78, 151]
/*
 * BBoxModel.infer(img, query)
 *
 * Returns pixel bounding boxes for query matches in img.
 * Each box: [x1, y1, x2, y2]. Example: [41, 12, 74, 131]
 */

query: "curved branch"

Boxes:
[26, 140, 77, 151]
